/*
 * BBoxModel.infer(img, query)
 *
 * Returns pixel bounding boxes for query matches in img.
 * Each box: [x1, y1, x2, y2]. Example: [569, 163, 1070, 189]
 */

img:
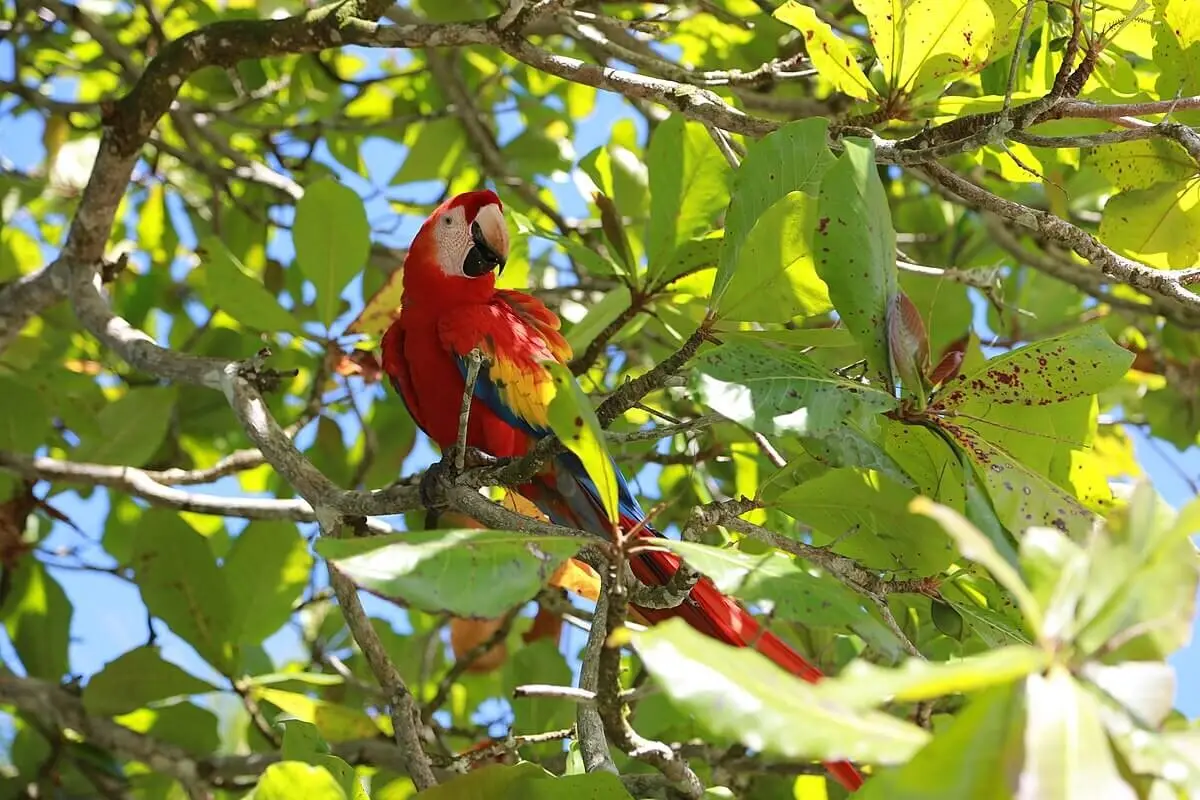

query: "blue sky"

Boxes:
[2, 31, 1199, 767]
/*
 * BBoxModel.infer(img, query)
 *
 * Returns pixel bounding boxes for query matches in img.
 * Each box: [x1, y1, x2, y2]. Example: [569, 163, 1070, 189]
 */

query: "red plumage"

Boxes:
[381, 191, 863, 793]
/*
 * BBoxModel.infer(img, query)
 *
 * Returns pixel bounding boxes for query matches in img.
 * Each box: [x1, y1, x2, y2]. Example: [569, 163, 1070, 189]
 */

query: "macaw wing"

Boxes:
[438, 297, 560, 439]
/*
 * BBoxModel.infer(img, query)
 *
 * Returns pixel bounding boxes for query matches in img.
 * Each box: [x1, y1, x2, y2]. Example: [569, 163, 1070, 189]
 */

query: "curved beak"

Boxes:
[469, 203, 508, 276]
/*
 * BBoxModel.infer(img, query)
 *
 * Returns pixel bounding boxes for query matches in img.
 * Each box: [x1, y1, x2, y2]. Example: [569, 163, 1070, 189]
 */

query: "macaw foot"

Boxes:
[419, 458, 452, 510]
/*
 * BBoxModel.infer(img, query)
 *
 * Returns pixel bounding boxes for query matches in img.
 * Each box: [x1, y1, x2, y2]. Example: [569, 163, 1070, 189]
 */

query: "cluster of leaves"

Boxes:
[2, 0, 1200, 798]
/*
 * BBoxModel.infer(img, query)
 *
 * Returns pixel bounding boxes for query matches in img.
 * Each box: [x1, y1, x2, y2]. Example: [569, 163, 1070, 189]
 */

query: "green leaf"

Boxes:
[83, 646, 217, 716]
[253, 688, 382, 742]
[661, 540, 900, 654]
[715, 191, 833, 322]
[933, 324, 1133, 411]
[249, 761, 349, 800]
[910, 497, 1043, 635]
[564, 285, 632, 352]
[814, 137, 898, 386]
[631, 618, 930, 764]
[544, 361, 619, 524]
[1081, 661, 1176, 728]
[713, 118, 835, 308]
[1087, 138, 1196, 191]
[316, 530, 583, 618]
[855, 683, 1025, 800]
[198, 236, 301, 333]
[817, 645, 1047, 709]
[1, 560, 71, 680]
[1099, 179, 1200, 268]
[128, 510, 234, 671]
[1070, 485, 1200, 660]
[114, 701, 220, 754]
[646, 115, 731, 270]
[74, 386, 177, 468]
[695, 340, 897, 436]
[774, 2, 876, 100]
[415, 762, 634, 800]
[579, 144, 649, 223]
[224, 521, 313, 643]
[281, 721, 366, 799]
[775, 468, 956, 574]
[391, 117, 467, 185]
[855, 0, 1022, 98]
[294, 177, 371, 327]
[0, 376, 47, 453]
[1021, 666, 1137, 800]
[502, 639, 574, 754]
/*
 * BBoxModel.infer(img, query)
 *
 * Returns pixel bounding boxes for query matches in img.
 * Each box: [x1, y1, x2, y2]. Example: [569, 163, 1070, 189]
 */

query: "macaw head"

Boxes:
[402, 189, 509, 307]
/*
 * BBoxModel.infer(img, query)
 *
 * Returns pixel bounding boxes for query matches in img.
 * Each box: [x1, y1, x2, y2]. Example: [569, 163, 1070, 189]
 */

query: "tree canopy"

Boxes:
[2, 0, 1200, 798]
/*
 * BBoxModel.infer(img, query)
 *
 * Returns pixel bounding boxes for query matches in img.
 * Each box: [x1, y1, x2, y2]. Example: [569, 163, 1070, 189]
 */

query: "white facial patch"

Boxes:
[431, 202, 508, 278]
[432, 205, 473, 278]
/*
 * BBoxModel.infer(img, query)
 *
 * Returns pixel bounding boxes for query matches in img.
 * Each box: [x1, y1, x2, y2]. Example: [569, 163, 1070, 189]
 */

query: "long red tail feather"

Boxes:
[628, 532, 864, 793]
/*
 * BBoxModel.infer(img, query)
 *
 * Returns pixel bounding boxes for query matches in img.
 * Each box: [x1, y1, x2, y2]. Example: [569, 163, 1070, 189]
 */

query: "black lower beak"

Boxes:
[463, 220, 506, 278]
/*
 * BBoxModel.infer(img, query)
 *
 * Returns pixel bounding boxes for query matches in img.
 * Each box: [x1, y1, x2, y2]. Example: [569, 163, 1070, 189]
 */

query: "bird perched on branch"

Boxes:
[379, 189, 863, 793]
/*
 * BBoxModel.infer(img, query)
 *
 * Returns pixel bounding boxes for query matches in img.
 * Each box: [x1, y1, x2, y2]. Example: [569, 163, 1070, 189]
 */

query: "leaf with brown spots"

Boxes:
[774, 2, 877, 101]
[712, 118, 835, 312]
[814, 137, 899, 388]
[932, 324, 1134, 412]
[940, 421, 1096, 541]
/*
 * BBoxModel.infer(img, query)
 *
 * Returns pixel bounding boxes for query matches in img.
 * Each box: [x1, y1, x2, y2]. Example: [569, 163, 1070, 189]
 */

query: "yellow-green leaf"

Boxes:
[775, 1, 877, 100]
[544, 361, 620, 524]
[1099, 179, 1200, 268]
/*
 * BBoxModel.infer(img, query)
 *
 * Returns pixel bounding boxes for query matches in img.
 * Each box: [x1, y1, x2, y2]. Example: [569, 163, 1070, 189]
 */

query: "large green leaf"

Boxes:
[198, 236, 301, 333]
[224, 521, 313, 643]
[660, 539, 899, 653]
[1070, 485, 1200, 660]
[415, 762, 633, 800]
[939, 421, 1097, 541]
[1099, 179, 1200, 268]
[1087, 138, 1196, 192]
[253, 688, 383, 742]
[856, 683, 1025, 800]
[631, 618, 930, 764]
[390, 117, 467, 185]
[695, 340, 897, 436]
[1, 560, 71, 680]
[294, 177, 371, 326]
[713, 118, 835, 308]
[280, 721, 368, 800]
[774, 468, 956, 574]
[74, 386, 177, 468]
[854, 0, 1023, 98]
[316, 530, 583, 618]
[817, 645, 1047, 709]
[1021, 666, 1137, 800]
[933, 325, 1134, 411]
[714, 191, 833, 322]
[814, 137, 898, 386]
[83, 646, 217, 717]
[775, 2, 876, 100]
[543, 361, 619, 524]
[645, 115, 731, 271]
[248, 762, 349, 800]
[501, 639, 574, 756]
[128, 510, 234, 671]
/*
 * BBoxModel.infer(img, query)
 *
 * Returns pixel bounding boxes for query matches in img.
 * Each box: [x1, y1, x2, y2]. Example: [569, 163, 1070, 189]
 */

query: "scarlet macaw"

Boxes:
[380, 190, 863, 792]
